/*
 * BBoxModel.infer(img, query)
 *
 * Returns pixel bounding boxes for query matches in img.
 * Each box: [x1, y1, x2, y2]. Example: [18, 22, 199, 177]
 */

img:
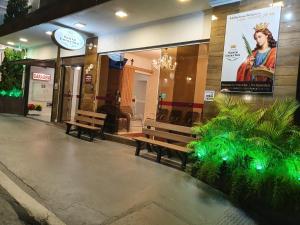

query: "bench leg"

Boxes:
[100, 128, 105, 140]
[156, 147, 162, 163]
[181, 153, 188, 170]
[77, 128, 82, 139]
[90, 132, 94, 142]
[167, 150, 172, 158]
[66, 124, 71, 134]
[146, 143, 152, 152]
[135, 141, 141, 156]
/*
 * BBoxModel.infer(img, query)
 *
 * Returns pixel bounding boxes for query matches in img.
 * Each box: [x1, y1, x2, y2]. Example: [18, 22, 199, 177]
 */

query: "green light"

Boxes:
[0, 90, 7, 96]
[222, 156, 228, 161]
[0, 88, 22, 98]
[256, 165, 263, 170]
[197, 152, 202, 158]
[284, 156, 300, 182]
[195, 144, 207, 159]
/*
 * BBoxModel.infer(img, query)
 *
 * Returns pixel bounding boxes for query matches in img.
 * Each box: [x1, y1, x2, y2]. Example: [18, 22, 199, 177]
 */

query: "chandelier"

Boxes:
[152, 48, 177, 71]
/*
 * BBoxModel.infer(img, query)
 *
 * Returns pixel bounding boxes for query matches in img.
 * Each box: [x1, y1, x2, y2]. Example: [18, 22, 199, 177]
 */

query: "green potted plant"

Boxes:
[188, 94, 300, 224]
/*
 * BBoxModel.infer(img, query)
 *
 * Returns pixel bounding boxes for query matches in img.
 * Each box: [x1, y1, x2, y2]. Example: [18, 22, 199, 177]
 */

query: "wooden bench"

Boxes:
[134, 119, 197, 169]
[65, 110, 107, 141]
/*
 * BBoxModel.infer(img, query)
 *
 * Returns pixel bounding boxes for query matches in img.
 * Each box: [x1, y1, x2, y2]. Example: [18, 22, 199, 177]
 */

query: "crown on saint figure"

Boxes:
[254, 22, 269, 31]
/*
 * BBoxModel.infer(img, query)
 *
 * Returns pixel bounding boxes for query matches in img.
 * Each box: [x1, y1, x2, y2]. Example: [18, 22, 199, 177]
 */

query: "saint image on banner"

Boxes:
[237, 23, 277, 82]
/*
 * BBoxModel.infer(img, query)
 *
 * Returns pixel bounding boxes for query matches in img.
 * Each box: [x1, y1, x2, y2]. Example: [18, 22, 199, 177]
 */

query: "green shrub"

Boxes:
[0, 48, 25, 91]
[188, 94, 300, 214]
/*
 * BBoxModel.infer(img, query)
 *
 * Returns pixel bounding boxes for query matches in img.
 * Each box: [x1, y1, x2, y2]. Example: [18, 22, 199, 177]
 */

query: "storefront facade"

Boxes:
[0, 0, 299, 131]
[24, 6, 212, 132]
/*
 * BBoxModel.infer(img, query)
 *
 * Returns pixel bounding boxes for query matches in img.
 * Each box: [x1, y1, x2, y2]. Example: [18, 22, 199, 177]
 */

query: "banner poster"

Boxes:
[221, 6, 281, 93]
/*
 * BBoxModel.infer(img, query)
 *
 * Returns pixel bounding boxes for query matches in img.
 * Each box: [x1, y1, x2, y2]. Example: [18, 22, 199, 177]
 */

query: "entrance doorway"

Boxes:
[60, 66, 83, 122]
[27, 66, 55, 122]
[133, 73, 148, 120]
[129, 73, 149, 133]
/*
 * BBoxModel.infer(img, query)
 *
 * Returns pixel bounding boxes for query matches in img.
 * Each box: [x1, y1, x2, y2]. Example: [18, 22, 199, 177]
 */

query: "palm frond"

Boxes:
[242, 34, 253, 56]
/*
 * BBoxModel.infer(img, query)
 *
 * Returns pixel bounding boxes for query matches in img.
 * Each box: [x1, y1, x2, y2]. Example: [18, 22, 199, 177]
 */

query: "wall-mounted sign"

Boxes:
[204, 90, 215, 102]
[52, 28, 85, 51]
[85, 74, 92, 84]
[221, 6, 281, 93]
[32, 72, 51, 81]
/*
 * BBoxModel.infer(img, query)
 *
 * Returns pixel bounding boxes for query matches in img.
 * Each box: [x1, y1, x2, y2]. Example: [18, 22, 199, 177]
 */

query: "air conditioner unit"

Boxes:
[209, 0, 241, 7]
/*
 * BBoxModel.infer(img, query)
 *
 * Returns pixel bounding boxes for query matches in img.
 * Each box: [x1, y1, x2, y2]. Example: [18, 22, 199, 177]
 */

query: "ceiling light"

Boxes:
[178, 0, 191, 3]
[270, 1, 284, 7]
[45, 31, 53, 36]
[115, 10, 128, 18]
[74, 22, 86, 29]
[7, 41, 14, 45]
[19, 38, 28, 42]
[212, 15, 218, 21]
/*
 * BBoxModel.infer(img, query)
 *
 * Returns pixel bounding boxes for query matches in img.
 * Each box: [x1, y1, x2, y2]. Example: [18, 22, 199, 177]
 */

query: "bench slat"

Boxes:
[134, 137, 189, 153]
[66, 121, 101, 130]
[144, 119, 192, 134]
[75, 115, 94, 124]
[143, 128, 196, 144]
[77, 110, 106, 119]
[74, 115, 104, 126]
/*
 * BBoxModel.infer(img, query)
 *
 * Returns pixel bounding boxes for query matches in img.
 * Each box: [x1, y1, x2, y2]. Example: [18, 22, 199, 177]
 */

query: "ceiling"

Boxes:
[55, 0, 211, 36]
[0, 0, 211, 49]
[129, 49, 162, 60]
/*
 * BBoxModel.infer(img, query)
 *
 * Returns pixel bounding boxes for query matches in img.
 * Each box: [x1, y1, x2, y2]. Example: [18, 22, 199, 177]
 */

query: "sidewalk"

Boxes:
[0, 187, 27, 225]
[0, 114, 261, 225]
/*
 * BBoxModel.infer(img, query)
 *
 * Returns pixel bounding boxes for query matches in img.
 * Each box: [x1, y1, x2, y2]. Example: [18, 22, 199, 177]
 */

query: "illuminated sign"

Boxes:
[52, 28, 85, 51]
[32, 73, 51, 81]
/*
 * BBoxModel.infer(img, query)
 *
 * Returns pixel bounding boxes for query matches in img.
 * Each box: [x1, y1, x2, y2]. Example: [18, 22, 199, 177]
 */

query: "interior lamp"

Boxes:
[152, 48, 177, 72]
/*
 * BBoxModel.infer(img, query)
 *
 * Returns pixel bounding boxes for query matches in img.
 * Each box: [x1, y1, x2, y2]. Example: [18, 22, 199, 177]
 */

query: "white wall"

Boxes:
[99, 12, 211, 53]
[27, 44, 85, 60]
[27, 11, 211, 59]
[124, 52, 154, 70]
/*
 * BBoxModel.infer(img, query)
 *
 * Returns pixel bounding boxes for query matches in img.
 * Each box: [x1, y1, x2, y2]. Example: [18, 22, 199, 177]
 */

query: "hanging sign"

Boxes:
[52, 28, 85, 51]
[32, 72, 51, 81]
[221, 6, 281, 93]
